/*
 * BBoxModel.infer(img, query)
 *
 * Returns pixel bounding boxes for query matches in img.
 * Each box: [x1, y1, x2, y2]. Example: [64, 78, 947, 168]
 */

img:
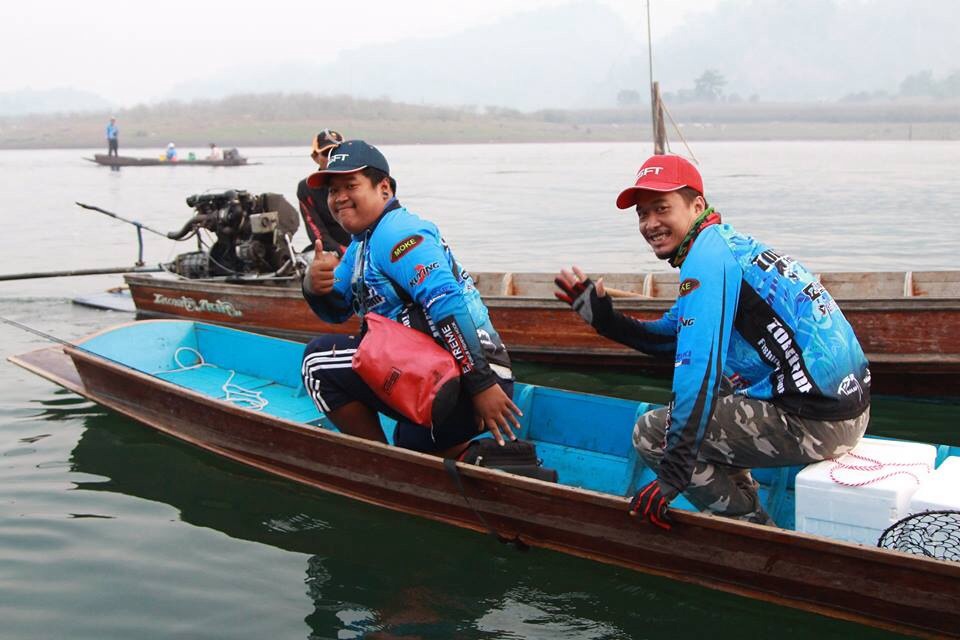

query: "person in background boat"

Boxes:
[207, 143, 223, 161]
[300, 140, 519, 455]
[555, 155, 871, 529]
[106, 117, 119, 157]
[165, 143, 178, 162]
[296, 129, 351, 255]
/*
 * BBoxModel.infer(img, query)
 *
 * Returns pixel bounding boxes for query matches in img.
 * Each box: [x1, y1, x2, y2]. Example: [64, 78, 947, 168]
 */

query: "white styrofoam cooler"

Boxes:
[795, 439, 936, 545]
[910, 455, 960, 513]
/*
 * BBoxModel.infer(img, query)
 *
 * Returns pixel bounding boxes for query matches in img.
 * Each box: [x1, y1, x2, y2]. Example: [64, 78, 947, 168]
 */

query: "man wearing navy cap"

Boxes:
[300, 140, 519, 455]
[296, 129, 352, 254]
[555, 155, 872, 528]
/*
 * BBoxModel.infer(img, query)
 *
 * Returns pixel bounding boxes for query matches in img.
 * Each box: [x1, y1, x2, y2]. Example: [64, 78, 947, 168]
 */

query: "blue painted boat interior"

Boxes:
[79, 320, 960, 531]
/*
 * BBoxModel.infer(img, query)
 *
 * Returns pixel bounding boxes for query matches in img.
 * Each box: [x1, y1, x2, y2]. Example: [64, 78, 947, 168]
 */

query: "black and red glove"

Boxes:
[629, 479, 677, 530]
[554, 277, 612, 327]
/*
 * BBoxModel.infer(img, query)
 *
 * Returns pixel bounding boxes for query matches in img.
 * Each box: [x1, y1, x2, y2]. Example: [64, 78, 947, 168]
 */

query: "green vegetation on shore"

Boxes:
[1, 93, 958, 149]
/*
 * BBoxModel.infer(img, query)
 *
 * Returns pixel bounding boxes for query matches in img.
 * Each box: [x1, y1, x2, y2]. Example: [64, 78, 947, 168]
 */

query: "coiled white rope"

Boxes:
[829, 451, 930, 487]
[155, 347, 268, 411]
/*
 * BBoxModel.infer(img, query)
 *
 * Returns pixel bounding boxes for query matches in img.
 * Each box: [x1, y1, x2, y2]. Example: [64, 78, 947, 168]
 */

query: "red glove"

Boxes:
[629, 479, 676, 530]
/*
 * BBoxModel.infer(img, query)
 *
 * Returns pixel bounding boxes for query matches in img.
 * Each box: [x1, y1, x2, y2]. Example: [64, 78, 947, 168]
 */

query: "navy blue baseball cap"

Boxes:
[307, 140, 390, 188]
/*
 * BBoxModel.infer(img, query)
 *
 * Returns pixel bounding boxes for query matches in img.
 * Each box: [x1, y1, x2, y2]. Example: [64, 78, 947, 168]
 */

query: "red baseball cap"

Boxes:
[615, 155, 704, 209]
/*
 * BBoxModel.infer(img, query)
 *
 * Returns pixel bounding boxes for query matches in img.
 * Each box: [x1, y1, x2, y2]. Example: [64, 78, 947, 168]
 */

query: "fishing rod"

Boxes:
[75, 202, 169, 238]
[0, 315, 80, 349]
[0, 265, 162, 282]
[76, 201, 173, 267]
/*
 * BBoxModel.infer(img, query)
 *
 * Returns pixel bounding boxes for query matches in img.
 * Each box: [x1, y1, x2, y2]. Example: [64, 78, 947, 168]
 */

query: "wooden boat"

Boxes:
[85, 154, 254, 167]
[9, 319, 960, 637]
[123, 269, 960, 397]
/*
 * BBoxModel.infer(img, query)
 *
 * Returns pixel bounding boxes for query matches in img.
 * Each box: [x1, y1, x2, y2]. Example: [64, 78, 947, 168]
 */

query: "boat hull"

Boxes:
[125, 273, 960, 396]
[10, 340, 960, 638]
[86, 154, 250, 167]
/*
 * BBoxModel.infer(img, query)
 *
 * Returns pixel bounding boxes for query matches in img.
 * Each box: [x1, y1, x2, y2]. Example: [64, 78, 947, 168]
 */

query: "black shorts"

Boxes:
[301, 333, 513, 453]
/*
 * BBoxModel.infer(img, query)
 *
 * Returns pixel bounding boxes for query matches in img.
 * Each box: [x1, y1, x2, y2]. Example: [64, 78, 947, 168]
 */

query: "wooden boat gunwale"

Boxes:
[9, 320, 960, 637]
[122, 271, 960, 397]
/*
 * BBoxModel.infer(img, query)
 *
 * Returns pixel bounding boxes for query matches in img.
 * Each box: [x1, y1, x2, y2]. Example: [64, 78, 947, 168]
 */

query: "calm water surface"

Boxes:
[1, 142, 957, 639]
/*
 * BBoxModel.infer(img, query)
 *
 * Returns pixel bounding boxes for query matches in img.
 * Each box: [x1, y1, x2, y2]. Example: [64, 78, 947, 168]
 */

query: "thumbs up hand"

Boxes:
[307, 238, 340, 295]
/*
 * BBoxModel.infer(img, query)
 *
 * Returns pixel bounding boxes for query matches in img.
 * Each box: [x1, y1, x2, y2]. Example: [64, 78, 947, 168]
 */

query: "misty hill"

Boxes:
[165, 0, 960, 110]
[168, 2, 637, 110]
[0, 88, 114, 117]
[651, 0, 960, 102]
[2, 92, 957, 149]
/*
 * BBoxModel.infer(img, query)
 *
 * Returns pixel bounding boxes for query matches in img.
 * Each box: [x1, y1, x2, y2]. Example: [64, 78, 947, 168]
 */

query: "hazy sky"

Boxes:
[2, 0, 720, 106]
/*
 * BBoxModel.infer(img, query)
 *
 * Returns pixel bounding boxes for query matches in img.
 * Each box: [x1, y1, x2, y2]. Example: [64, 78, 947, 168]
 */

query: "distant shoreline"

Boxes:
[4, 123, 958, 150]
[2, 94, 957, 149]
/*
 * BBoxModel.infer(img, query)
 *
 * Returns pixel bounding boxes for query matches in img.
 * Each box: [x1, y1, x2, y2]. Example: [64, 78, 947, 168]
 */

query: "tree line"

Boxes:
[618, 68, 960, 106]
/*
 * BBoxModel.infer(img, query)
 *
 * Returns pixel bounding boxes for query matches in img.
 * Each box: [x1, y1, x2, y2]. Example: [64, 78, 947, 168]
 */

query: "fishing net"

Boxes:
[877, 510, 960, 563]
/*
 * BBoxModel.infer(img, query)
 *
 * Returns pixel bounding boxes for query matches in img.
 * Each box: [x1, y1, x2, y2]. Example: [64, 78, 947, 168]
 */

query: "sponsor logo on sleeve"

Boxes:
[408, 261, 440, 287]
[752, 248, 800, 280]
[678, 278, 700, 297]
[363, 284, 386, 310]
[674, 350, 692, 368]
[390, 234, 424, 262]
[802, 281, 824, 301]
[764, 317, 814, 394]
[678, 316, 696, 328]
[438, 316, 475, 374]
[837, 373, 864, 400]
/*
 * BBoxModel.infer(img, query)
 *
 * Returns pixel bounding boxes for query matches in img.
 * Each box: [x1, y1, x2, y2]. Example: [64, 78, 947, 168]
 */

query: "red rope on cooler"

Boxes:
[828, 451, 931, 487]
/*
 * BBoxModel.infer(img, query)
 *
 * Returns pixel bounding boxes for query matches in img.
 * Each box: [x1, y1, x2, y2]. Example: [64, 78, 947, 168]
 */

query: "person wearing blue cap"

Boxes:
[300, 140, 519, 455]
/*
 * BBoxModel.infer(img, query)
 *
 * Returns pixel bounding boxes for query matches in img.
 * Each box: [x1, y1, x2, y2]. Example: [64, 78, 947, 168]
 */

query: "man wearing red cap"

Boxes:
[555, 155, 871, 528]
[296, 129, 352, 255]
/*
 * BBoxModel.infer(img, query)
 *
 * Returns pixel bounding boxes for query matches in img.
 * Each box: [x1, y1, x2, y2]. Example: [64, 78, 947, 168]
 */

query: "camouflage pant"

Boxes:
[633, 394, 870, 526]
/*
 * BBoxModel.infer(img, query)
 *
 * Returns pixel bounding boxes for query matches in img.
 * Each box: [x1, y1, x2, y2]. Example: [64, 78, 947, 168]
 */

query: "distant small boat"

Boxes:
[85, 153, 256, 167]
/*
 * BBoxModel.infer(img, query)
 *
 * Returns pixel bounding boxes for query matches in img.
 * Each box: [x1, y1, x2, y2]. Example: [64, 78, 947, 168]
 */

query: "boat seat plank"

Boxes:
[523, 387, 644, 457]
[195, 324, 306, 388]
[817, 271, 906, 299]
[912, 270, 960, 297]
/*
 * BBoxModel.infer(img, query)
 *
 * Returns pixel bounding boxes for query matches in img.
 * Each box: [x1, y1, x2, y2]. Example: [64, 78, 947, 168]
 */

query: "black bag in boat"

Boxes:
[458, 439, 558, 483]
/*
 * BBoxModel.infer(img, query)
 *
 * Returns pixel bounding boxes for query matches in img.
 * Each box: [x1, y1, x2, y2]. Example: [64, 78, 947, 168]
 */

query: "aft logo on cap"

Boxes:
[637, 166, 664, 178]
[329, 153, 349, 164]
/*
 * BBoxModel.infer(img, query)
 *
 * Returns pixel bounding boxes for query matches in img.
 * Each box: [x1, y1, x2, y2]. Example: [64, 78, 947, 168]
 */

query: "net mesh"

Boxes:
[877, 510, 960, 563]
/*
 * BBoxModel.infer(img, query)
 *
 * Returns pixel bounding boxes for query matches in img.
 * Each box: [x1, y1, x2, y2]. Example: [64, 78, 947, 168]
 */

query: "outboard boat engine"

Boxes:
[165, 189, 301, 279]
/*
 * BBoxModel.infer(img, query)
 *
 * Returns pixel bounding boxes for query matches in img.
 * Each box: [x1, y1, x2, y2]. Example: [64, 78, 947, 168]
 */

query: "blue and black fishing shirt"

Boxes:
[303, 199, 511, 395]
[594, 223, 871, 493]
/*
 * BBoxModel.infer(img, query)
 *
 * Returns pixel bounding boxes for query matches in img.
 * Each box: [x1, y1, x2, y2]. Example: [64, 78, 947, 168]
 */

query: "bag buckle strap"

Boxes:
[442, 458, 528, 551]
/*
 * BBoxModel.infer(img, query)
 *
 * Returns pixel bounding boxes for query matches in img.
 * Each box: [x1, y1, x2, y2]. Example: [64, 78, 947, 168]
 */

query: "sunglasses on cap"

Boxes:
[311, 129, 344, 157]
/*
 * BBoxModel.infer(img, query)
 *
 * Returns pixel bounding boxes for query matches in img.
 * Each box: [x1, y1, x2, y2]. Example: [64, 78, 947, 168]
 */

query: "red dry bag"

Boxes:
[352, 312, 461, 427]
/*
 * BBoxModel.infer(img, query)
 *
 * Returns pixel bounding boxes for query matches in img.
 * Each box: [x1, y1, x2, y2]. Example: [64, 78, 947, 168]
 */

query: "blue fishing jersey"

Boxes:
[594, 223, 870, 493]
[303, 200, 510, 395]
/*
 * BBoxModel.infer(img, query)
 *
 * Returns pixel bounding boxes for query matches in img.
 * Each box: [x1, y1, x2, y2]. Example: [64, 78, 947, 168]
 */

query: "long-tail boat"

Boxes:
[85, 153, 254, 167]
[9, 320, 960, 637]
[122, 269, 960, 396]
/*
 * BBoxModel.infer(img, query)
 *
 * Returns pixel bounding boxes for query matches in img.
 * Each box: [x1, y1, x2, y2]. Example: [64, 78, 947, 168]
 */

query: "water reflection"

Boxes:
[67, 411, 898, 639]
